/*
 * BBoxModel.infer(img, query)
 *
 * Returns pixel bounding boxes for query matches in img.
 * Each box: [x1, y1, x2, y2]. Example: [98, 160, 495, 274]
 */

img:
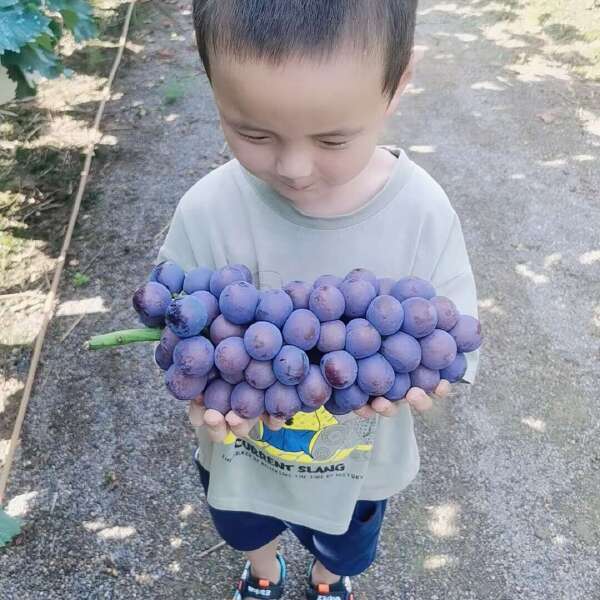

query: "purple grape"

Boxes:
[214, 336, 251, 375]
[265, 382, 302, 420]
[385, 372, 411, 401]
[317, 320, 346, 352]
[400, 297, 438, 338]
[209, 265, 246, 298]
[430, 296, 459, 331]
[391, 276, 436, 302]
[183, 266, 214, 293]
[282, 309, 320, 350]
[154, 326, 181, 370]
[339, 279, 377, 318]
[377, 277, 396, 296]
[313, 274, 342, 288]
[410, 365, 440, 393]
[419, 329, 457, 370]
[333, 384, 369, 411]
[344, 268, 379, 293]
[203, 379, 233, 414]
[381, 331, 422, 373]
[299, 403, 319, 413]
[345, 318, 381, 359]
[449, 315, 482, 352]
[255, 289, 293, 328]
[320, 351, 358, 390]
[149, 260, 185, 294]
[366, 295, 404, 336]
[440, 353, 467, 383]
[165, 295, 208, 338]
[324, 397, 353, 415]
[230, 382, 265, 419]
[231, 263, 253, 283]
[154, 344, 172, 370]
[245, 359, 277, 390]
[356, 354, 395, 396]
[309, 285, 346, 322]
[244, 321, 283, 360]
[297, 364, 332, 409]
[209, 314, 247, 345]
[283, 280, 312, 309]
[165, 365, 207, 401]
[173, 336, 215, 376]
[221, 370, 245, 385]
[191, 290, 220, 326]
[219, 281, 259, 325]
[273, 345, 309, 385]
[132, 281, 172, 327]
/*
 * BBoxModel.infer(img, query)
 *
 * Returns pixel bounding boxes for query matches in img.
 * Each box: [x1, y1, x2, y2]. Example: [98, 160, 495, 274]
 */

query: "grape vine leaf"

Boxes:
[0, 4, 52, 54]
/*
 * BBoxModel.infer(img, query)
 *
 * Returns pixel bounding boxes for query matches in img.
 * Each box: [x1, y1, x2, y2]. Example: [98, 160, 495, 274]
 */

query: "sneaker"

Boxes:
[305, 559, 355, 600]
[232, 552, 286, 600]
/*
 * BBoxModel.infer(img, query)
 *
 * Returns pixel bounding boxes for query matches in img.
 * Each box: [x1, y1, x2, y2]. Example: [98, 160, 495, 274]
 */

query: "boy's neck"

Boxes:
[278, 147, 398, 219]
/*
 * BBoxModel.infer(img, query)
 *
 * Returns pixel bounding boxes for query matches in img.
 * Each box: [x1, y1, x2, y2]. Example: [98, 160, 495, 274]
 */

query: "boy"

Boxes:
[157, 1, 479, 599]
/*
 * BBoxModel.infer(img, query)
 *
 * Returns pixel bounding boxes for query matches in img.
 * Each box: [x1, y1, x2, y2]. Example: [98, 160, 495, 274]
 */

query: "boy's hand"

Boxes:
[354, 379, 452, 419]
[187, 396, 286, 443]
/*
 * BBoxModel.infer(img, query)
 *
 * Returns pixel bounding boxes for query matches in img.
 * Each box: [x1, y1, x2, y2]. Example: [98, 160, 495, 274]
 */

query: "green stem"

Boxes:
[86, 328, 162, 350]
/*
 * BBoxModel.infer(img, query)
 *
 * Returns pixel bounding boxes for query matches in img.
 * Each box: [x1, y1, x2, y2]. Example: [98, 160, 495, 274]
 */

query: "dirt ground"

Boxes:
[1, 0, 599, 598]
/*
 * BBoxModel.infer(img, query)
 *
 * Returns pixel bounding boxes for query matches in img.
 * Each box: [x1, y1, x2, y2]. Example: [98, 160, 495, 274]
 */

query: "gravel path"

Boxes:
[1, 1, 599, 598]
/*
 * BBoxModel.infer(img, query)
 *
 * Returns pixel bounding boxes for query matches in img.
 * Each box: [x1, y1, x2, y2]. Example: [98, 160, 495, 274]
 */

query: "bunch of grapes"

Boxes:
[112, 262, 482, 421]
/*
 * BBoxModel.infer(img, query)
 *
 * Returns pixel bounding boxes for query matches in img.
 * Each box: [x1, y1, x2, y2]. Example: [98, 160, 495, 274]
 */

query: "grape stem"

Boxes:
[86, 328, 162, 350]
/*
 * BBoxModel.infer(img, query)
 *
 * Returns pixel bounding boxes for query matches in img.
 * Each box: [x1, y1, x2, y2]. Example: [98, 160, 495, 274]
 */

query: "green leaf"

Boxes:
[46, 0, 97, 42]
[0, 0, 20, 7]
[1, 41, 62, 79]
[0, 5, 52, 54]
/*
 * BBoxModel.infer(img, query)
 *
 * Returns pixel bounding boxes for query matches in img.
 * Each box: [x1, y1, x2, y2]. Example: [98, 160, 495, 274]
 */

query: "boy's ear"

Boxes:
[385, 47, 423, 116]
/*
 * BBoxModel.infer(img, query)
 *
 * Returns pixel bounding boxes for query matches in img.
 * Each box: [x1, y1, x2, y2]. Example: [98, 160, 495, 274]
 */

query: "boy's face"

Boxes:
[210, 48, 408, 204]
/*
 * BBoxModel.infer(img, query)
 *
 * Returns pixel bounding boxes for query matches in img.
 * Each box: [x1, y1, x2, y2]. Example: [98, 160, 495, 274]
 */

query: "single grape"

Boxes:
[283, 280, 313, 309]
[300, 402, 319, 413]
[282, 309, 320, 350]
[132, 281, 172, 327]
[273, 345, 310, 385]
[191, 290, 220, 326]
[430, 296, 459, 331]
[265, 382, 302, 420]
[385, 372, 411, 401]
[214, 336, 251, 374]
[209, 314, 247, 345]
[230, 382, 265, 419]
[333, 384, 369, 411]
[154, 344, 172, 370]
[165, 295, 208, 338]
[339, 279, 377, 318]
[165, 365, 207, 401]
[344, 268, 379, 293]
[149, 260, 185, 294]
[317, 320, 346, 353]
[391, 276, 436, 302]
[255, 288, 293, 328]
[381, 331, 422, 373]
[231, 263, 253, 283]
[440, 353, 467, 383]
[309, 284, 346, 322]
[244, 321, 283, 360]
[419, 329, 457, 370]
[173, 336, 215, 376]
[320, 350, 358, 389]
[245, 359, 277, 390]
[203, 379, 233, 414]
[345, 318, 381, 359]
[377, 277, 396, 296]
[219, 281, 259, 325]
[221, 370, 245, 385]
[297, 364, 332, 409]
[356, 353, 395, 396]
[313, 274, 342, 288]
[209, 265, 246, 298]
[183, 266, 214, 293]
[400, 297, 438, 338]
[324, 397, 353, 415]
[366, 295, 404, 336]
[410, 365, 440, 393]
[155, 326, 181, 369]
[449, 315, 482, 352]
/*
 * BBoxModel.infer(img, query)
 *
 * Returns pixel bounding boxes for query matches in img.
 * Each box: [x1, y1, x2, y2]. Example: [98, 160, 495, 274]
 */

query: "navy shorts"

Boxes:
[195, 460, 387, 576]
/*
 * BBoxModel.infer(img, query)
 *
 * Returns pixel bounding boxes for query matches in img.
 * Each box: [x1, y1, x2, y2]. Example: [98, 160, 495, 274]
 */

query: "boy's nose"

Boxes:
[275, 148, 313, 182]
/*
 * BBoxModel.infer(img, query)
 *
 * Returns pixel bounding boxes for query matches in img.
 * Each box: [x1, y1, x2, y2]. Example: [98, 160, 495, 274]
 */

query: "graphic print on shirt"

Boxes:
[223, 407, 377, 464]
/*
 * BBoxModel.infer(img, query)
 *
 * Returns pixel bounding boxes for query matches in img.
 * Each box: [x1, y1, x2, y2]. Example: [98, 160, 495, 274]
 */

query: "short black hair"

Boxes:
[193, 0, 418, 103]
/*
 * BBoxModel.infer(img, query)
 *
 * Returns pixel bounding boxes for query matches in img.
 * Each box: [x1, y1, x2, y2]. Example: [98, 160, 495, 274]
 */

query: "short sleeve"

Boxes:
[430, 214, 480, 384]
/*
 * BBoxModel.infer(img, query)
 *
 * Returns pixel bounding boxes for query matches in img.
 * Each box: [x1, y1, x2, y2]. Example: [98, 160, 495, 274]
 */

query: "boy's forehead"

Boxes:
[210, 52, 387, 132]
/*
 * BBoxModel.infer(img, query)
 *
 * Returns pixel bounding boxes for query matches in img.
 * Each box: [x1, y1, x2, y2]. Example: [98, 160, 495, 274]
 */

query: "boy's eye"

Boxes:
[239, 132, 269, 141]
[320, 140, 348, 148]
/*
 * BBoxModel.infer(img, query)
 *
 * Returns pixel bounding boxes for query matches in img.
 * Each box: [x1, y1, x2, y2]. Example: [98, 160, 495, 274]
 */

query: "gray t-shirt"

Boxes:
[157, 147, 479, 534]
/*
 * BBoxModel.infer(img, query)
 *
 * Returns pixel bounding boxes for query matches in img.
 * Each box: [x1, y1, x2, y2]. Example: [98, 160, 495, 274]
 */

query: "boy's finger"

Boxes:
[406, 387, 433, 412]
[204, 408, 229, 443]
[433, 379, 451, 399]
[263, 413, 286, 431]
[226, 411, 257, 438]
[370, 396, 401, 417]
[188, 401, 206, 427]
[354, 404, 377, 419]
